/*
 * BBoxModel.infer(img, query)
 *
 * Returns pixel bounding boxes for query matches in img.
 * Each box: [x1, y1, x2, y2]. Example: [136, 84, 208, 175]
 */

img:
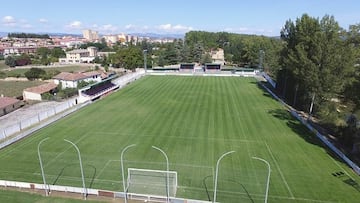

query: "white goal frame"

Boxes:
[127, 168, 178, 198]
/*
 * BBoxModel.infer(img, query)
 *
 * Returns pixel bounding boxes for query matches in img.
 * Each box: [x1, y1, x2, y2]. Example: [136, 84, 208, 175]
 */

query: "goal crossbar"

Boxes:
[127, 168, 178, 197]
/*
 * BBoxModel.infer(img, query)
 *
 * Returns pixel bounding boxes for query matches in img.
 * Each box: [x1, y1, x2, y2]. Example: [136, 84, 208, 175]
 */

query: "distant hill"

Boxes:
[0, 31, 182, 39]
[0, 32, 81, 38]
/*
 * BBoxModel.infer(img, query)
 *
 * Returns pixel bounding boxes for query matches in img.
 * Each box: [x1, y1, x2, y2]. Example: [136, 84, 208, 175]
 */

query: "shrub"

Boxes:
[24, 68, 46, 80]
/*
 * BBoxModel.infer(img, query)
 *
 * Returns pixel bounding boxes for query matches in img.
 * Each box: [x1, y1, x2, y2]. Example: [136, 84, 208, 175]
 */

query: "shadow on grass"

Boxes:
[255, 80, 360, 190]
[268, 109, 324, 147]
[332, 171, 360, 192]
[267, 108, 357, 166]
[252, 81, 281, 102]
[202, 175, 255, 203]
[52, 163, 97, 189]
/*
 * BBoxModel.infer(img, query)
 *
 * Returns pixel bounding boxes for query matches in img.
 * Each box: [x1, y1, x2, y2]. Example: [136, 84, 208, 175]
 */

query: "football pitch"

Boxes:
[0, 75, 360, 202]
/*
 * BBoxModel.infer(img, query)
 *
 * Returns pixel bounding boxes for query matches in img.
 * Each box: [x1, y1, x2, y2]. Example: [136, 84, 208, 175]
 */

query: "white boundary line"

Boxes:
[92, 131, 259, 143]
[42, 132, 89, 169]
[95, 159, 113, 179]
[329, 157, 356, 180]
[265, 142, 295, 198]
[113, 159, 214, 171]
[180, 186, 337, 203]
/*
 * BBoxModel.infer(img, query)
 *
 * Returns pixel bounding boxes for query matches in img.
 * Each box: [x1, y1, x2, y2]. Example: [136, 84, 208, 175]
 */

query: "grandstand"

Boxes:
[179, 63, 195, 72]
[78, 75, 118, 103]
[204, 63, 221, 72]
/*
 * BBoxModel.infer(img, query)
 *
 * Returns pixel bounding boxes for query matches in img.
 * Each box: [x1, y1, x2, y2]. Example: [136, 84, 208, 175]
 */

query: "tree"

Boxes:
[111, 46, 143, 70]
[191, 42, 204, 63]
[15, 54, 32, 66]
[201, 53, 212, 65]
[5, 56, 16, 67]
[278, 14, 355, 115]
[24, 68, 46, 80]
[50, 47, 66, 58]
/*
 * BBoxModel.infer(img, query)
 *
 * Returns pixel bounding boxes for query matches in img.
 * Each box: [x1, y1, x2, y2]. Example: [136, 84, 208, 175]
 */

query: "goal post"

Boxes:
[127, 168, 178, 197]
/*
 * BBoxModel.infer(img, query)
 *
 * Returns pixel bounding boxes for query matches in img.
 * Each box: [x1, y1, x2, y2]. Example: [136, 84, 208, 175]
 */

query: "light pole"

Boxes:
[252, 157, 271, 203]
[38, 137, 50, 196]
[121, 144, 137, 203]
[213, 150, 235, 203]
[143, 49, 147, 73]
[308, 93, 316, 121]
[152, 146, 170, 203]
[64, 139, 87, 200]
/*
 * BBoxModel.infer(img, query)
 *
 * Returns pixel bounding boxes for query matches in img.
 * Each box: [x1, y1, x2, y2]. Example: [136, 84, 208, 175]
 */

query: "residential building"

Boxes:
[53, 71, 102, 89]
[210, 48, 225, 65]
[83, 29, 99, 41]
[103, 35, 118, 44]
[23, 83, 58, 101]
[58, 46, 97, 64]
[0, 96, 23, 117]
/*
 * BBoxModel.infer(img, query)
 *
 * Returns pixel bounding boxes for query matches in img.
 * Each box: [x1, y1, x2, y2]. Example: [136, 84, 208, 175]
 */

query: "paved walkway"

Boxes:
[0, 99, 75, 128]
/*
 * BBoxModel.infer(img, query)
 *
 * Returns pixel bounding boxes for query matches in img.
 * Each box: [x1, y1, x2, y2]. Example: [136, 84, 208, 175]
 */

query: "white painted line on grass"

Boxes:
[329, 157, 356, 180]
[95, 159, 112, 179]
[42, 133, 89, 169]
[92, 131, 260, 143]
[265, 142, 295, 199]
[116, 159, 214, 170]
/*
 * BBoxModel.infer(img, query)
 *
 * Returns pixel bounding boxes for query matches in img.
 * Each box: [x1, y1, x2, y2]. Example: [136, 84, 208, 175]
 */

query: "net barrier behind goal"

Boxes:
[127, 168, 178, 197]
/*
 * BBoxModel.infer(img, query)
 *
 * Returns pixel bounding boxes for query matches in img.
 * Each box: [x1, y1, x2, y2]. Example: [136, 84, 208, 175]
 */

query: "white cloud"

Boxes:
[125, 24, 136, 30]
[157, 24, 193, 33]
[66, 20, 82, 29]
[2, 16, 16, 26]
[123, 24, 150, 33]
[39, 18, 48, 24]
[101, 24, 117, 32]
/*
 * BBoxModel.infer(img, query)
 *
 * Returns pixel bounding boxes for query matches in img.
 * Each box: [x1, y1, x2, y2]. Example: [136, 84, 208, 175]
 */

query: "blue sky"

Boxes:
[0, 0, 359, 36]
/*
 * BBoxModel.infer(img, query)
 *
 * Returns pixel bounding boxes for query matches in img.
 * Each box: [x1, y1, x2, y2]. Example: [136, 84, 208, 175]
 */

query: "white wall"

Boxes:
[23, 91, 42, 101]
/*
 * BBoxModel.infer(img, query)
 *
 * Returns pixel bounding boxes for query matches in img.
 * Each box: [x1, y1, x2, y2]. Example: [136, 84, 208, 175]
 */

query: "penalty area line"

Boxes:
[265, 142, 295, 199]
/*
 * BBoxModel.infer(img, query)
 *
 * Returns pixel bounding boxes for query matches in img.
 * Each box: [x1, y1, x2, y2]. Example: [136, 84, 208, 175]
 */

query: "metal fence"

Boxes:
[0, 101, 89, 150]
[1, 100, 76, 141]
[0, 179, 211, 203]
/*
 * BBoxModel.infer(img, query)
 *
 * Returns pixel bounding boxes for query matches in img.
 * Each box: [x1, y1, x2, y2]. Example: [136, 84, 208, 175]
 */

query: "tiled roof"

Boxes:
[83, 71, 101, 77]
[0, 97, 20, 109]
[24, 83, 58, 94]
[67, 49, 89, 54]
[53, 72, 88, 81]
[53, 71, 100, 81]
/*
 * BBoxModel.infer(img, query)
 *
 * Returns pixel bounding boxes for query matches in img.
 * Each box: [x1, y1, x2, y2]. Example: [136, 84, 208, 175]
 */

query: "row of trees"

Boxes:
[5, 54, 32, 67]
[94, 31, 283, 70]
[8, 33, 50, 39]
[276, 14, 360, 149]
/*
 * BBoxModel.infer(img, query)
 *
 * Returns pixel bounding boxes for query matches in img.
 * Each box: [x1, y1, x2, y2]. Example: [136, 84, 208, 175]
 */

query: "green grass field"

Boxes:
[1, 65, 93, 78]
[0, 76, 360, 202]
[0, 80, 45, 97]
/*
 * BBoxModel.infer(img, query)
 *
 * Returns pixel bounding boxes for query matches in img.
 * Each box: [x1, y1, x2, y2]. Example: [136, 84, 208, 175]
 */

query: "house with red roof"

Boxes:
[0, 96, 24, 116]
[53, 71, 102, 89]
[23, 83, 58, 101]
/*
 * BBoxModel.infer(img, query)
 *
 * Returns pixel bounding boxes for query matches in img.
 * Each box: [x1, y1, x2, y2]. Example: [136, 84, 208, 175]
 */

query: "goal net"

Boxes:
[127, 168, 178, 197]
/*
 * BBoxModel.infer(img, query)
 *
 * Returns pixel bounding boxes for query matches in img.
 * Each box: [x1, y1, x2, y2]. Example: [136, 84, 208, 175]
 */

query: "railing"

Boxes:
[0, 101, 89, 150]
[0, 179, 211, 203]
